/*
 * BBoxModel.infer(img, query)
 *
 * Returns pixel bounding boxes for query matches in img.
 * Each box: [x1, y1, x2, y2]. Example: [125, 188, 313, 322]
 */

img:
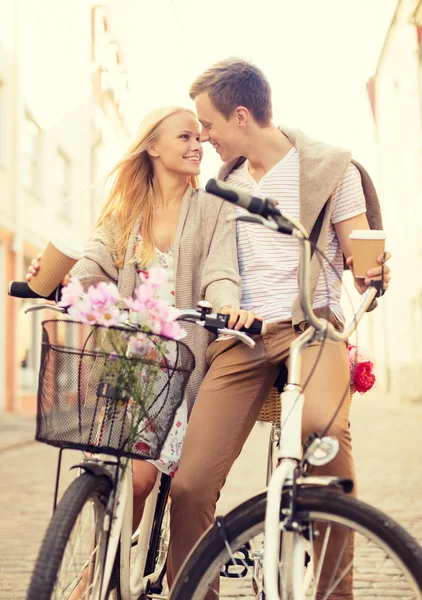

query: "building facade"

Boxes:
[365, 0, 422, 402]
[0, 1, 131, 413]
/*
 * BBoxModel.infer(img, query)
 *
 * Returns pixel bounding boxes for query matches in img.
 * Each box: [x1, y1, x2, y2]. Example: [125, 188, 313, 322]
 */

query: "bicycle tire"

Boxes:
[27, 472, 113, 600]
[169, 487, 422, 599]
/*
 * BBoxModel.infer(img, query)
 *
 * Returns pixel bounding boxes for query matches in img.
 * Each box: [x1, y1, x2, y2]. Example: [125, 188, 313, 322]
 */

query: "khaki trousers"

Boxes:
[169, 319, 355, 599]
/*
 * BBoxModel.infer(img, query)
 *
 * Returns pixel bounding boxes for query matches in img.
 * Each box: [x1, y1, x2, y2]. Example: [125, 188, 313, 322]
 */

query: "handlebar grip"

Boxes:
[239, 318, 263, 335]
[8, 281, 61, 301]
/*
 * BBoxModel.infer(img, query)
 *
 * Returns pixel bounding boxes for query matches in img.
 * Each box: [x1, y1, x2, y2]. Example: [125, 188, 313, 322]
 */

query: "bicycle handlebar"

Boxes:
[176, 307, 264, 336]
[206, 178, 383, 343]
[7, 282, 263, 343]
[206, 178, 295, 236]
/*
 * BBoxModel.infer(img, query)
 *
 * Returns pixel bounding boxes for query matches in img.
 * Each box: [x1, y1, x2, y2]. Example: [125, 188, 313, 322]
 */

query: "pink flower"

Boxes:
[58, 278, 83, 307]
[133, 283, 157, 306]
[138, 268, 168, 289]
[160, 321, 187, 341]
[347, 344, 374, 372]
[126, 305, 152, 329]
[86, 281, 120, 307]
[353, 361, 376, 394]
[127, 268, 185, 338]
[154, 300, 180, 323]
[67, 297, 98, 324]
[128, 332, 152, 357]
[347, 344, 363, 371]
[94, 304, 121, 327]
[126, 284, 158, 316]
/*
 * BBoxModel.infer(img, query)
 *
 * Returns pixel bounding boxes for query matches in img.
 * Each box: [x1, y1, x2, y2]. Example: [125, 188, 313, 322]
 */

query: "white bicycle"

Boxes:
[8, 281, 262, 600]
[167, 179, 422, 600]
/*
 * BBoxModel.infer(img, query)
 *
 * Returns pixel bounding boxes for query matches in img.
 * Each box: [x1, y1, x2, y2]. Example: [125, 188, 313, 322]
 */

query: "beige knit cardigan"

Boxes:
[71, 184, 241, 411]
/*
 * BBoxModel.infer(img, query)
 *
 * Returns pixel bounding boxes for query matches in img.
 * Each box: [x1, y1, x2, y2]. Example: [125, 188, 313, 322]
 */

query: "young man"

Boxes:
[168, 58, 391, 599]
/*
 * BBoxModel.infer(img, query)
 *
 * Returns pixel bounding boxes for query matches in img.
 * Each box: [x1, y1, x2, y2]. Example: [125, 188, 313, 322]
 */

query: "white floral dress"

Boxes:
[135, 233, 188, 477]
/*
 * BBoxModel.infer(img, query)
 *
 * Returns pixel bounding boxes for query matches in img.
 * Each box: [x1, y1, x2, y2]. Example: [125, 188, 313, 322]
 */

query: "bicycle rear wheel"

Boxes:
[27, 472, 113, 600]
[169, 487, 422, 600]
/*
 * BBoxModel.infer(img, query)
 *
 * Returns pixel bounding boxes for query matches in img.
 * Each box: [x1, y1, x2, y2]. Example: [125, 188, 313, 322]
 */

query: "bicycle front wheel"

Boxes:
[169, 487, 422, 600]
[27, 472, 113, 600]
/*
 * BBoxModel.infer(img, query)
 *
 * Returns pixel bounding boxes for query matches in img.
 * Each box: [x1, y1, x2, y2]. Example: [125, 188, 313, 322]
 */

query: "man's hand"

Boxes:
[220, 306, 263, 330]
[346, 251, 391, 295]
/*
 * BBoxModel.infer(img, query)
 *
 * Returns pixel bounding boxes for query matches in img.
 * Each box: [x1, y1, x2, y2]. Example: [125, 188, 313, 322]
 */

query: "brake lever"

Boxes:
[226, 213, 278, 230]
[217, 328, 256, 348]
[227, 213, 305, 239]
[369, 278, 385, 298]
[25, 304, 66, 314]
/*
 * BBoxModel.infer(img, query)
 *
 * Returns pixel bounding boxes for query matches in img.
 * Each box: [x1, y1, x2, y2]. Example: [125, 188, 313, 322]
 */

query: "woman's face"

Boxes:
[150, 111, 203, 178]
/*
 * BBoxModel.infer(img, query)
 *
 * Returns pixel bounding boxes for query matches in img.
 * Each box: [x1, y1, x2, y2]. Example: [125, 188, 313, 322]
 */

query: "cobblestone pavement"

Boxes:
[0, 414, 35, 453]
[0, 397, 421, 599]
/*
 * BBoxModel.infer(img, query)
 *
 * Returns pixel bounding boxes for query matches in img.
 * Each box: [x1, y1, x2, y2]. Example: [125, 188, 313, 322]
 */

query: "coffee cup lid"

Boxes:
[349, 230, 386, 240]
[51, 232, 84, 260]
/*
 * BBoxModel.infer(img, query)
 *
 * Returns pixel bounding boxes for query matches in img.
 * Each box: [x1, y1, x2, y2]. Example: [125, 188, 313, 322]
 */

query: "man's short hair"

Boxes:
[189, 58, 272, 126]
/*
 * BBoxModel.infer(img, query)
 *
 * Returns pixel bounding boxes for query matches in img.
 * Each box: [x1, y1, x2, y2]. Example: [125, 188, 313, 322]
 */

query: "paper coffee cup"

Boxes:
[28, 232, 84, 297]
[349, 230, 386, 278]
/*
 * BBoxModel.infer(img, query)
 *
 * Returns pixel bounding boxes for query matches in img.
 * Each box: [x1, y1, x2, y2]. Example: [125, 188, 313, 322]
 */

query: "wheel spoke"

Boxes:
[322, 558, 353, 600]
[55, 502, 101, 599]
[311, 523, 331, 599]
[319, 530, 350, 600]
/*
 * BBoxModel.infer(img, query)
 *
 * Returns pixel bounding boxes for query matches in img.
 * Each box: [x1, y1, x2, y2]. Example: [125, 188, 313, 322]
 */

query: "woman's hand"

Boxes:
[25, 253, 71, 286]
[220, 306, 263, 330]
[346, 251, 391, 295]
[25, 253, 42, 282]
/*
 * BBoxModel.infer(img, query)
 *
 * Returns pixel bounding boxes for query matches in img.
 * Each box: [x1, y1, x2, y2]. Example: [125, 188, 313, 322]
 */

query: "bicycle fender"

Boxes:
[70, 461, 114, 485]
[296, 475, 353, 494]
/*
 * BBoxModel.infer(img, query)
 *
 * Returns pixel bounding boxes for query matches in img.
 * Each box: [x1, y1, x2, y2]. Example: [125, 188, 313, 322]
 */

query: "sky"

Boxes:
[127, 0, 398, 183]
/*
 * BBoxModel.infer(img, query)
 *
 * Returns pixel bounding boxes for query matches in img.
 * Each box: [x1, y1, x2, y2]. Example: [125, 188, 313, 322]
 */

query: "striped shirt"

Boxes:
[225, 148, 366, 323]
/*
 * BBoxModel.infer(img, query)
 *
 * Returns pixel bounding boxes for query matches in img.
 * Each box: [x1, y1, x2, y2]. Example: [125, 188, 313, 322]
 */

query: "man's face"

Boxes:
[195, 92, 245, 162]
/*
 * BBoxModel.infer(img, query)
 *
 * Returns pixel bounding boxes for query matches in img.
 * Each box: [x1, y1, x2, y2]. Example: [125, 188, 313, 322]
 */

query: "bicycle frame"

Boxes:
[263, 234, 378, 600]
[108, 461, 159, 600]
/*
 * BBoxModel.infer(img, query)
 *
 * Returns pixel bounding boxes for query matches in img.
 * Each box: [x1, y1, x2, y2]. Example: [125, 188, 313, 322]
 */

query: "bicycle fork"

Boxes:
[263, 324, 341, 599]
[263, 391, 305, 600]
[263, 327, 313, 600]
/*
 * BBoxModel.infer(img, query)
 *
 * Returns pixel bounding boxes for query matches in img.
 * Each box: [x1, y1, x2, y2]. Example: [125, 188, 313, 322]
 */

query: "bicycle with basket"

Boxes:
[8, 279, 262, 600]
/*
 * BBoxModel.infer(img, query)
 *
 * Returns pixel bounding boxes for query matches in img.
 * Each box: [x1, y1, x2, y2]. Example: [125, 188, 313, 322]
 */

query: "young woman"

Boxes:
[27, 106, 257, 598]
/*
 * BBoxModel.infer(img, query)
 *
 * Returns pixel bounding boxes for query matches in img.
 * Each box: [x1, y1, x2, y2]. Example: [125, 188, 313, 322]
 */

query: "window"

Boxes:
[21, 112, 42, 198]
[55, 148, 71, 221]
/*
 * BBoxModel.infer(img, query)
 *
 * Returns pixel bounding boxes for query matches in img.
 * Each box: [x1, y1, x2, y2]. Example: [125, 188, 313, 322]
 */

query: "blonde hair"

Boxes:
[95, 106, 199, 269]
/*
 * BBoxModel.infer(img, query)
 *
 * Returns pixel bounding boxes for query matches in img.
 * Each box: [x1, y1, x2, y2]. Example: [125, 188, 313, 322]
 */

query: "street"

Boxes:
[0, 397, 421, 599]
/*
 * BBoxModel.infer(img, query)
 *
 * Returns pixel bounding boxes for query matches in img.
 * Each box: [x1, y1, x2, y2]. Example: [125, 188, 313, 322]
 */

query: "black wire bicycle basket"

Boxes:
[35, 320, 194, 460]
